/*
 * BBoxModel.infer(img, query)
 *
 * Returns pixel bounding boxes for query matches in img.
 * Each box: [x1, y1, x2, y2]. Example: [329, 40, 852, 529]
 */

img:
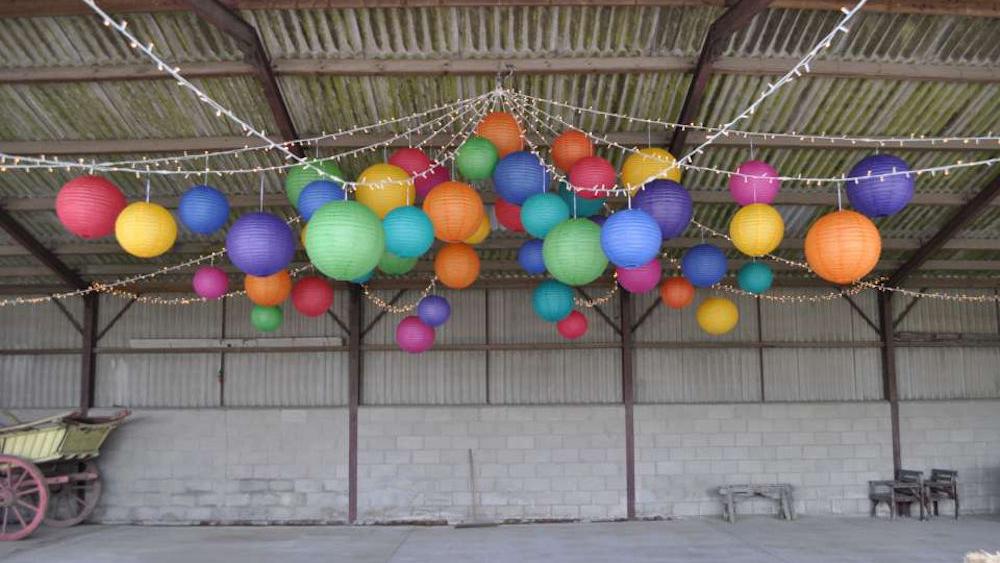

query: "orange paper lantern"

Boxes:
[475, 112, 524, 158]
[435, 242, 480, 289]
[245, 270, 292, 306]
[422, 181, 485, 242]
[552, 130, 593, 172]
[804, 210, 882, 284]
[659, 276, 695, 309]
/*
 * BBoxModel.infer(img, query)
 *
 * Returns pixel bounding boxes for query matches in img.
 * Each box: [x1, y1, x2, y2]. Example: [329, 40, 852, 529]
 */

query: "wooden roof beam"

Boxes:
[0, 205, 88, 289]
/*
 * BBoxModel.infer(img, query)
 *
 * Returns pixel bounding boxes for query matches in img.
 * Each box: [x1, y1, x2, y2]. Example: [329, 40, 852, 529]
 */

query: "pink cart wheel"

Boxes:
[44, 461, 102, 528]
[0, 455, 49, 541]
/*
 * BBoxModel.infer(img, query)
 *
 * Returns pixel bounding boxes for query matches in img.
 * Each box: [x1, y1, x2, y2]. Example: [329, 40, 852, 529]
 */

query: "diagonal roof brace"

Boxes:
[0, 206, 88, 290]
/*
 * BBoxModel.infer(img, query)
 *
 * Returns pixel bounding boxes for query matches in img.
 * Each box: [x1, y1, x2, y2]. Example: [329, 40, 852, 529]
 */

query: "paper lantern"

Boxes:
[552, 130, 593, 172]
[518, 239, 546, 275]
[305, 201, 385, 280]
[414, 164, 451, 200]
[681, 243, 727, 288]
[251, 305, 283, 332]
[355, 163, 415, 219]
[245, 270, 292, 307]
[633, 179, 692, 240]
[729, 203, 784, 257]
[227, 212, 296, 277]
[729, 160, 780, 205]
[543, 218, 608, 286]
[55, 175, 127, 239]
[456, 136, 499, 181]
[378, 251, 418, 275]
[291, 276, 334, 317]
[616, 259, 662, 294]
[600, 209, 661, 268]
[805, 210, 881, 284]
[388, 147, 432, 177]
[422, 181, 485, 242]
[435, 242, 480, 289]
[494, 198, 524, 232]
[569, 156, 616, 200]
[621, 148, 681, 195]
[192, 266, 229, 300]
[178, 185, 229, 235]
[659, 277, 695, 309]
[493, 151, 550, 205]
[521, 193, 570, 239]
[285, 160, 344, 206]
[297, 180, 345, 221]
[846, 154, 915, 218]
[475, 112, 523, 158]
[697, 297, 739, 335]
[463, 215, 491, 245]
[115, 202, 177, 258]
[396, 316, 435, 354]
[557, 181, 604, 218]
[300, 225, 307, 248]
[352, 270, 374, 285]
[383, 206, 434, 258]
[557, 310, 588, 340]
[737, 262, 773, 295]
[417, 295, 451, 327]
[532, 280, 574, 322]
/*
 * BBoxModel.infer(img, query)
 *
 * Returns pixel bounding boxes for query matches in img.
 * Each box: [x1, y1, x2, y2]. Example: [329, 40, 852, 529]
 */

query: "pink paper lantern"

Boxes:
[728, 160, 780, 206]
[557, 310, 588, 340]
[616, 258, 662, 294]
[414, 164, 451, 200]
[396, 315, 436, 354]
[192, 266, 229, 300]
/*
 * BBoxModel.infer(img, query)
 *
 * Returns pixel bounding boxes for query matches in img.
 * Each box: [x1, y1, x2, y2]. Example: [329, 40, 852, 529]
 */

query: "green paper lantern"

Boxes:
[378, 251, 418, 275]
[285, 160, 345, 206]
[456, 136, 499, 181]
[521, 193, 570, 239]
[542, 218, 608, 286]
[251, 305, 283, 332]
[305, 201, 385, 280]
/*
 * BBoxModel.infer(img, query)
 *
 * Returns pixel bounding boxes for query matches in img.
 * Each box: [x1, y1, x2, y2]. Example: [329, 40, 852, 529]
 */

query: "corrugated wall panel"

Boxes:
[224, 352, 348, 407]
[98, 295, 223, 346]
[762, 348, 882, 402]
[488, 288, 619, 344]
[894, 290, 999, 334]
[0, 297, 82, 348]
[897, 348, 1000, 400]
[363, 288, 485, 345]
[632, 292, 759, 343]
[362, 351, 485, 405]
[636, 348, 760, 403]
[0, 355, 79, 408]
[761, 289, 880, 342]
[225, 294, 348, 339]
[94, 354, 220, 408]
[489, 349, 622, 404]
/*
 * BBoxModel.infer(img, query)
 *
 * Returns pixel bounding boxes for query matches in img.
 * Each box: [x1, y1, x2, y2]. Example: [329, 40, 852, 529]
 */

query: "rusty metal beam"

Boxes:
[877, 292, 901, 475]
[79, 294, 99, 414]
[347, 284, 362, 524]
[0, 205, 88, 290]
[619, 290, 636, 520]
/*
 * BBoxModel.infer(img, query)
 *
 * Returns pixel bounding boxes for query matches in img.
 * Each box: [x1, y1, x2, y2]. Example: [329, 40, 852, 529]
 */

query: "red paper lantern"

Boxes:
[388, 148, 433, 177]
[659, 276, 695, 309]
[557, 310, 588, 340]
[55, 175, 127, 239]
[569, 156, 616, 199]
[494, 197, 524, 232]
[291, 276, 334, 317]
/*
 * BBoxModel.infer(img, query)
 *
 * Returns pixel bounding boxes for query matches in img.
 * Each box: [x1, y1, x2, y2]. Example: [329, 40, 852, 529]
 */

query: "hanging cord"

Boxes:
[144, 173, 151, 203]
[259, 174, 265, 212]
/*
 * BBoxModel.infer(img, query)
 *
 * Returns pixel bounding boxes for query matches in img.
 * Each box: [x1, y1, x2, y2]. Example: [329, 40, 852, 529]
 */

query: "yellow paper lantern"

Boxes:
[729, 203, 784, 257]
[115, 202, 177, 258]
[355, 163, 415, 219]
[463, 215, 491, 245]
[621, 148, 682, 195]
[696, 297, 739, 335]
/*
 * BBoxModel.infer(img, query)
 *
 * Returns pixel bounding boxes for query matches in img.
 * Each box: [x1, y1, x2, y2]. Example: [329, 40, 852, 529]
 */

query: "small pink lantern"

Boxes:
[728, 160, 780, 206]
[414, 164, 451, 200]
[557, 310, 588, 340]
[192, 266, 229, 300]
[396, 315, 436, 354]
[616, 258, 662, 294]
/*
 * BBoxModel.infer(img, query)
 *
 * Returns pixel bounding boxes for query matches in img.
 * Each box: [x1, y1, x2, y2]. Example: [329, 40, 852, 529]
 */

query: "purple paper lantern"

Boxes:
[396, 316, 436, 354]
[417, 295, 451, 327]
[634, 180, 693, 240]
[728, 160, 780, 206]
[588, 215, 607, 227]
[846, 154, 914, 218]
[226, 212, 296, 277]
[192, 266, 229, 300]
[518, 239, 546, 275]
[616, 258, 662, 294]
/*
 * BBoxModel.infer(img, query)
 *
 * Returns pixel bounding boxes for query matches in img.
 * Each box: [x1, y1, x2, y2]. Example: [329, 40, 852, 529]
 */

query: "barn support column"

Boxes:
[877, 292, 901, 474]
[619, 291, 636, 520]
[79, 294, 99, 414]
[347, 284, 363, 524]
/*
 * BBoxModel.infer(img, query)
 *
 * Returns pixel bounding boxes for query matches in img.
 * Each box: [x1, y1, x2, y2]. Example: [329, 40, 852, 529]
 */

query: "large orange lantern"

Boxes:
[422, 181, 485, 242]
[551, 130, 593, 172]
[475, 112, 523, 158]
[435, 242, 480, 289]
[804, 210, 882, 284]
[245, 270, 292, 306]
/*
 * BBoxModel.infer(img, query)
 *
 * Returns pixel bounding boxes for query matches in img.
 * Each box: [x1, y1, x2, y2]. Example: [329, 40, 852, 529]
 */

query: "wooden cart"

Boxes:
[0, 410, 129, 541]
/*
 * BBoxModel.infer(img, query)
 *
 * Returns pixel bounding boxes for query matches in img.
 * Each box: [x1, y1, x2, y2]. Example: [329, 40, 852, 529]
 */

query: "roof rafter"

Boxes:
[0, 205, 88, 290]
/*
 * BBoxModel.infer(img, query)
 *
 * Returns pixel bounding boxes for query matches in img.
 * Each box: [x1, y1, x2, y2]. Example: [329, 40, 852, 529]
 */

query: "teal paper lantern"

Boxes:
[737, 261, 773, 294]
[557, 181, 604, 218]
[542, 218, 608, 286]
[456, 136, 499, 181]
[532, 280, 574, 322]
[383, 206, 434, 258]
[521, 193, 570, 239]
[378, 251, 418, 275]
[251, 305, 283, 332]
[305, 201, 385, 281]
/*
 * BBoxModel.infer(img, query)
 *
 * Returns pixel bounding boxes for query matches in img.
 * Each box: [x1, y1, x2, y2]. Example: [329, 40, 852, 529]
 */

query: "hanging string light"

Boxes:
[362, 278, 438, 313]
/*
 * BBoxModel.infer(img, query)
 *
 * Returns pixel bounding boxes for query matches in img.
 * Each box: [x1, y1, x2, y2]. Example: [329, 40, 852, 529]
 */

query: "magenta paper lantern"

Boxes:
[728, 160, 780, 206]
[616, 258, 662, 294]
[414, 164, 451, 200]
[396, 315, 436, 354]
[192, 266, 229, 300]
[557, 310, 588, 340]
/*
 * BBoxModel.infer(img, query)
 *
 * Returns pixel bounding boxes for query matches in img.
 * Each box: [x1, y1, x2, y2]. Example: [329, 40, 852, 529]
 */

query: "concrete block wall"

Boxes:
[900, 400, 1000, 514]
[357, 406, 628, 523]
[634, 402, 893, 517]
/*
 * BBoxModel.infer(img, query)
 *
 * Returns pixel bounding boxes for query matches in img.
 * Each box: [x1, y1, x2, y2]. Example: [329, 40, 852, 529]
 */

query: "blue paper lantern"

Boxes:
[518, 239, 546, 275]
[226, 212, 295, 277]
[417, 295, 451, 327]
[383, 206, 434, 258]
[532, 280, 574, 323]
[600, 209, 661, 268]
[178, 185, 229, 235]
[681, 243, 728, 288]
[352, 270, 373, 285]
[297, 180, 345, 221]
[846, 154, 914, 218]
[557, 181, 604, 218]
[521, 193, 570, 239]
[737, 261, 773, 294]
[492, 151, 550, 205]
[634, 179, 692, 240]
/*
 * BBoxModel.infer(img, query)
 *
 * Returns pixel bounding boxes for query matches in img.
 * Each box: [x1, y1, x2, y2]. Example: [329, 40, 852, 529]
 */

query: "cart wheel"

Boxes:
[44, 461, 102, 528]
[0, 455, 48, 541]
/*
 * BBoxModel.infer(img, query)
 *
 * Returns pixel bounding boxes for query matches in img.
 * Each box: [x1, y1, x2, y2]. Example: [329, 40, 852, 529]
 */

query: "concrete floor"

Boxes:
[1, 517, 998, 563]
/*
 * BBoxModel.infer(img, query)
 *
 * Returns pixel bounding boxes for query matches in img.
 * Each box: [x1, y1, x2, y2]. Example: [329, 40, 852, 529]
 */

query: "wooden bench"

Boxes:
[925, 469, 960, 519]
[718, 484, 795, 523]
